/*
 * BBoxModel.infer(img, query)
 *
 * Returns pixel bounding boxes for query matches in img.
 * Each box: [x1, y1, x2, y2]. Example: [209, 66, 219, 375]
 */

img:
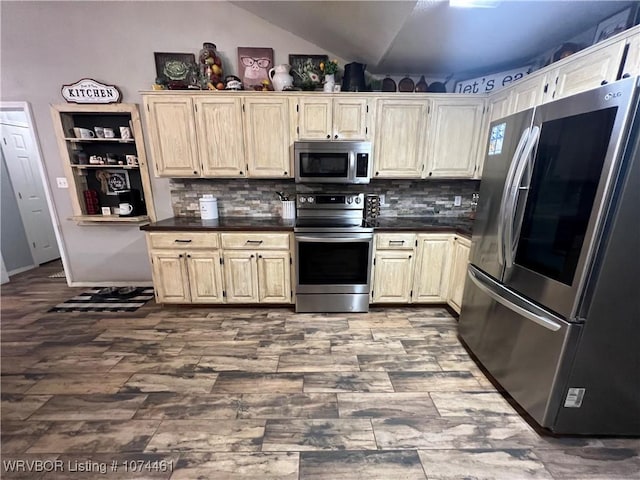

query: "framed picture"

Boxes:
[289, 54, 328, 89]
[154, 52, 196, 83]
[95, 170, 130, 196]
[593, 7, 634, 44]
[237, 47, 273, 89]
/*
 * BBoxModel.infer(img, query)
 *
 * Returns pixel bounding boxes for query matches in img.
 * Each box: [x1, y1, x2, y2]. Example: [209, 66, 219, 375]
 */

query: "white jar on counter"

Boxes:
[199, 194, 218, 220]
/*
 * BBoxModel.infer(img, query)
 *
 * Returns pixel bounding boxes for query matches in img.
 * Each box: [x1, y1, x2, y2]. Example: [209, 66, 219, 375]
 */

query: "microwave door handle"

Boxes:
[498, 127, 530, 268]
[349, 151, 356, 181]
[504, 126, 540, 269]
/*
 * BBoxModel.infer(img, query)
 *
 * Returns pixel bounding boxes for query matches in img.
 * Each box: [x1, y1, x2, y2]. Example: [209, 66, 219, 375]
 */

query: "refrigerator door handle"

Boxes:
[498, 127, 530, 268]
[468, 265, 562, 332]
[504, 126, 540, 268]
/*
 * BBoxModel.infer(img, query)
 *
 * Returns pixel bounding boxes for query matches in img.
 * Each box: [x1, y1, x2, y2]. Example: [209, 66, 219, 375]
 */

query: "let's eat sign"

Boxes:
[61, 78, 122, 104]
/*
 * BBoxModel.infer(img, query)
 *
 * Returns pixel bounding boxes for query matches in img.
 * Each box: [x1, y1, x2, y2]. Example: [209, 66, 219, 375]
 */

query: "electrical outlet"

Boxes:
[454, 195, 462, 207]
[56, 177, 68, 188]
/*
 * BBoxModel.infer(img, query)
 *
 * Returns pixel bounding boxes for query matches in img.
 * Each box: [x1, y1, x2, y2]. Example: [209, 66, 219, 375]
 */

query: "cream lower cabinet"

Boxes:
[412, 234, 452, 303]
[147, 232, 224, 304]
[221, 232, 292, 304]
[371, 233, 416, 303]
[447, 235, 471, 314]
[373, 99, 429, 178]
[425, 98, 485, 178]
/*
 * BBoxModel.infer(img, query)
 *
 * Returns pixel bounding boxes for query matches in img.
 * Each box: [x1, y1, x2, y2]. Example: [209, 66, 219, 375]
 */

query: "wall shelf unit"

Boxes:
[51, 103, 156, 224]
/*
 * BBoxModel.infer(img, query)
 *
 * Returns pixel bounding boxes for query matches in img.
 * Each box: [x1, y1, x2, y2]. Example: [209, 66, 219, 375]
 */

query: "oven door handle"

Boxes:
[296, 235, 372, 243]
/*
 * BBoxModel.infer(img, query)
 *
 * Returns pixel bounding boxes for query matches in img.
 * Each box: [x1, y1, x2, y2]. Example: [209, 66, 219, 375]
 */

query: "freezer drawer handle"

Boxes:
[467, 266, 561, 332]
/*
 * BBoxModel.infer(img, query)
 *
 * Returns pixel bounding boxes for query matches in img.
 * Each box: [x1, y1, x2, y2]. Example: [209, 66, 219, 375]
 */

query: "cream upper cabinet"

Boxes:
[447, 235, 471, 314]
[510, 72, 552, 113]
[186, 251, 224, 303]
[296, 96, 369, 140]
[223, 251, 259, 303]
[488, 88, 513, 123]
[144, 96, 200, 177]
[333, 97, 369, 140]
[621, 31, 640, 77]
[151, 251, 190, 303]
[257, 250, 291, 303]
[551, 40, 627, 100]
[243, 97, 291, 177]
[413, 234, 452, 303]
[297, 97, 332, 139]
[371, 251, 415, 303]
[194, 97, 246, 177]
[425, 98, 484, 178]
[373, 98, 429, 178]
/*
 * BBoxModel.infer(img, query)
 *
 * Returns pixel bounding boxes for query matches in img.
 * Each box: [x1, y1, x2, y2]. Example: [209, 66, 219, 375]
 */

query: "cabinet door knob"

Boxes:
[375, 171, 379, 176]
[178, 254, 183, 258]
[601, 80, 608, 85]
[250, 254, 255, 258]
[193, 171, 198, 175]
[326, 134, 330, 139]
[187, 254, 191, 258]
[429, 172, 433, 177]
[239, 171, 244, 175]
[622, 73, 631, 79]
[334, 134, 338, 139]
[284, 171, 287, 176]
[258, 255, 262, 258]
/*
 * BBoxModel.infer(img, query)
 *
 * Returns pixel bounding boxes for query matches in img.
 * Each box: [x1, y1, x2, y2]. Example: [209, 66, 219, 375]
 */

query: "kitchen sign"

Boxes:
[454, 66, 531, 94]
[61, 78, 121, 104]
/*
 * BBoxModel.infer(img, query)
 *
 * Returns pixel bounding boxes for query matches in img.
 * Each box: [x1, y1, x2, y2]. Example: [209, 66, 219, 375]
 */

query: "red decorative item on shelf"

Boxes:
[84, 189, 99, 215]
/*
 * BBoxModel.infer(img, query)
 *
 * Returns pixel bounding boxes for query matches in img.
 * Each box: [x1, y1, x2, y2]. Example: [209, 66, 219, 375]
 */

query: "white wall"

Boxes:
[0, 1, 334, 284]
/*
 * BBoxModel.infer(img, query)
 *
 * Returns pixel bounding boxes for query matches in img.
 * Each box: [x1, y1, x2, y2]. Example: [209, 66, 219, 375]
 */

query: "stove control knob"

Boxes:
[355, 196, 362, 204]
[307, 196, 315, 203]
[299, 196, 306, 203]
[347, 196, 353, 204]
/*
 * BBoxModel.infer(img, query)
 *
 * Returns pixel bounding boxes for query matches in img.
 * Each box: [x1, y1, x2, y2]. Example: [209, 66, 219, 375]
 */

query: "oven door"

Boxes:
[295, 233, 373, 294]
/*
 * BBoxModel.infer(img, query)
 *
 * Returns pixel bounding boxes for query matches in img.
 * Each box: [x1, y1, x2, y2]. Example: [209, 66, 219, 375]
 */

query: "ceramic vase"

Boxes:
[323, 74, 335, 92]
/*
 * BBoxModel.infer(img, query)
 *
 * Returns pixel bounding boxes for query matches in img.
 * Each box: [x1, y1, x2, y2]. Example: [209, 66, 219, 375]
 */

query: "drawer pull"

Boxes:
[389, 240, 405, 245]
[174, 239, 192, 243]
[245, 240, 263, 245]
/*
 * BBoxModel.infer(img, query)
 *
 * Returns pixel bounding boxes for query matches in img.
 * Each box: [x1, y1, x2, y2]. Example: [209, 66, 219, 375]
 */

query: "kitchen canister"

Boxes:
[281, 200, 295, 219]
[199, 194, 218, 220]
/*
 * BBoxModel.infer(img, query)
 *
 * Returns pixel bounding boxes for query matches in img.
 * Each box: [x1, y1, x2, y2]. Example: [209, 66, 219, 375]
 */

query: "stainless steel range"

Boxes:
[294, 193, 373, 313]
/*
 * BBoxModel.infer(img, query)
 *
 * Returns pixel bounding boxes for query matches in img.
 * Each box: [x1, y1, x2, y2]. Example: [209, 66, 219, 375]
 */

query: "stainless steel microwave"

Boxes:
[294, 141, 372, 184]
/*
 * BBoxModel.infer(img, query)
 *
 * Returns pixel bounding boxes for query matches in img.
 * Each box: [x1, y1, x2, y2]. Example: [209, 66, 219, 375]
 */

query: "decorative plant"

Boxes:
[320, 59, 339, 76]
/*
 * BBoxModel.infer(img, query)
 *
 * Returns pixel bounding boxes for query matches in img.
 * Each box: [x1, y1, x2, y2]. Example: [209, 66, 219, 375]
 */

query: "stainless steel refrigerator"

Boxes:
[459, 76, 640, 435]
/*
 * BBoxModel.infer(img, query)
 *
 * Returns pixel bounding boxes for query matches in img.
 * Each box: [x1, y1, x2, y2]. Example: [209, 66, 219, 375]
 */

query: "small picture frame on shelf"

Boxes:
[154, 52, 197, 88]
[593, 7, 635, 44]
[95, 170, 130, 196]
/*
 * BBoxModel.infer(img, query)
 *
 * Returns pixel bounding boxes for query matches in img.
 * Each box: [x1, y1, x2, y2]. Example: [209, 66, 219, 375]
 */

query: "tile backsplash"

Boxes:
[170, 178, 480, 218]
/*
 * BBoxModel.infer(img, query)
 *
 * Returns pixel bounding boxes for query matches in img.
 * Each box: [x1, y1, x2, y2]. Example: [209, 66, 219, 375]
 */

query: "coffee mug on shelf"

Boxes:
[89, 155, 103, 165]
[119, 126, 131, 139]
[103, 127, 115, 138]
[106, 153, 118, 165]
[94, 126, 105, 138]
[73, 127, 95, 139]
[119, 202, 134, 215]
[125, 155, 138, 166]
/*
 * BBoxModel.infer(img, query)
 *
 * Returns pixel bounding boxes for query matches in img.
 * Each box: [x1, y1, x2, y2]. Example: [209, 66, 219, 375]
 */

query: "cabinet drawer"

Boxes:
[148, 232, 219, 250]
[376, 233, 416, 250]
[221, 232, 290, 250]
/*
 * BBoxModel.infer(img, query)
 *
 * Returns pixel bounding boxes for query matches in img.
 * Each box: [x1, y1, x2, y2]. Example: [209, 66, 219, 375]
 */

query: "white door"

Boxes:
[1, 123, 60, 264]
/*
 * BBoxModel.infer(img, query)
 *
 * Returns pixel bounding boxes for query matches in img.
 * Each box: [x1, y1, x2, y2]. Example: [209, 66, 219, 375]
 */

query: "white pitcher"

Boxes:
[269, 64, 293, 91]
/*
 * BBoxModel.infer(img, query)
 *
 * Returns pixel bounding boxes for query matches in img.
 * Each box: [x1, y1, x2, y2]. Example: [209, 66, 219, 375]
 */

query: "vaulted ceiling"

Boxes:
[233, 1, 636, 76]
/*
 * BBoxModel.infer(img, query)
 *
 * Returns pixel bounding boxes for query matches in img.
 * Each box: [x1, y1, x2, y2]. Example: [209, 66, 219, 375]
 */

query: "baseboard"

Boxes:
[68, 281, 154, 288]
[8, 264, 36, 276]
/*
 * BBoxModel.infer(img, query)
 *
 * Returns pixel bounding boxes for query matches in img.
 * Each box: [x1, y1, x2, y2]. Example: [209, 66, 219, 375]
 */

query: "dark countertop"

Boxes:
[141, 216, 473, 237]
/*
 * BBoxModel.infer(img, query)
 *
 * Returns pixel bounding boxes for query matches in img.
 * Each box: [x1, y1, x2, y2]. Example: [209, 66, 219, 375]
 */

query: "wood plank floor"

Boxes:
[2, 261, 639, 479]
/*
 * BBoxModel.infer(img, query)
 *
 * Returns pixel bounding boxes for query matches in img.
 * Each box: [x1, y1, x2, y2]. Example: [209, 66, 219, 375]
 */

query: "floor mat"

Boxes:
[48, 287, 154, 313]
[48, 270, 66, 278]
